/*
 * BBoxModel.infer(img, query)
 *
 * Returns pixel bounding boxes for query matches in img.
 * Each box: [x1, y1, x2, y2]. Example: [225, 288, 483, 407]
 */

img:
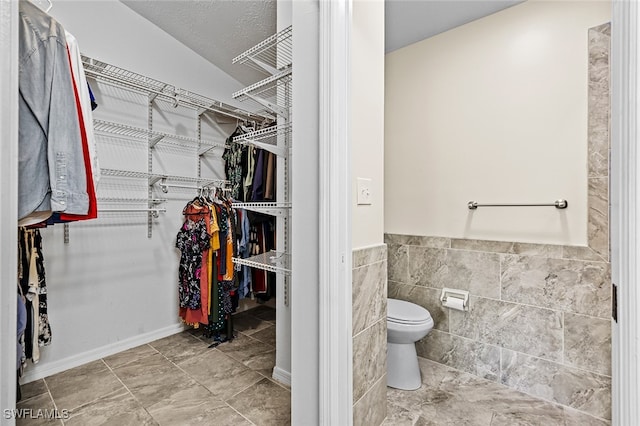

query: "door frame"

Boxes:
[0, 0, 19, 424]
[610, 1, 640, 424]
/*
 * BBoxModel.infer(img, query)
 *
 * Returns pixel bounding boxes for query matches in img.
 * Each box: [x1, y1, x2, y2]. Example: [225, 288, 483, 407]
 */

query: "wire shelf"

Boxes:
[100, 169, 229, 188]
[93, 119, 225, 151]
[81, 55, 271, 123]
[231, 123, 291, 156]
[97, 197, 166, 204]
[232, 67, 292, 114]
[232, 25, 292, 76]
[232, 251, 290, 275]
[231, 202, 291, 217]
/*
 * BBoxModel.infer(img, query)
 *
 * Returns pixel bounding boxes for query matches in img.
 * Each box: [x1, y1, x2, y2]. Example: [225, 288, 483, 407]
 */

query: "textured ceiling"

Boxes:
[120, 0, 276, 86]
[121, 0, 522, 84]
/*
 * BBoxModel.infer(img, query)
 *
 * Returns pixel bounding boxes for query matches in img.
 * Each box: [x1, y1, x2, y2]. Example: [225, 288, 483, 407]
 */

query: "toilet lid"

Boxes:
[387, 298, 432, 324]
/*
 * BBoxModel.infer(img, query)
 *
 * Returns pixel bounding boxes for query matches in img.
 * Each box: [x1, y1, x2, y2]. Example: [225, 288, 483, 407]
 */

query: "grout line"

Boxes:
[101, 358, 156, 423]
[353, 372, 386, 407]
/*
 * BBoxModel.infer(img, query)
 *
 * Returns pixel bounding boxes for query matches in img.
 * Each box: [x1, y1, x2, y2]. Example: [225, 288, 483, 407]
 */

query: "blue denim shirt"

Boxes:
[18, 0, 88, 225]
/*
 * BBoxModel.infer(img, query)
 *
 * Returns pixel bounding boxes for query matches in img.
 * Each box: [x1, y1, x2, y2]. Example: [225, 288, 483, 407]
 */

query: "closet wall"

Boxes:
[22, 0, 250, 382]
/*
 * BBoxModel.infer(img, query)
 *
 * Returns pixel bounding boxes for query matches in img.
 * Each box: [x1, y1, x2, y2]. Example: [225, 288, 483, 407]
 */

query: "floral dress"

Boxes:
[175, 218, 210, 310]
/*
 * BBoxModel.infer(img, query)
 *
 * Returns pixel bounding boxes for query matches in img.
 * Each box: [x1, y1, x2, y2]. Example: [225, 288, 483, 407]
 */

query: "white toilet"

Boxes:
[386, 298, 434, 390]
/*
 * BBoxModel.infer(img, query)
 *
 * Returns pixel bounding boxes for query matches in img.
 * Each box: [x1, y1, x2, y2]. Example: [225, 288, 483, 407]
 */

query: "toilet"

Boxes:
[386, 298, 434, 390]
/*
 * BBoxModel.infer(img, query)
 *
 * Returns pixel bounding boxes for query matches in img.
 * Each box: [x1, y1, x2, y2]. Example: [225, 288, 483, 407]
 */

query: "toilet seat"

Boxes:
[387, 298, 433, 326]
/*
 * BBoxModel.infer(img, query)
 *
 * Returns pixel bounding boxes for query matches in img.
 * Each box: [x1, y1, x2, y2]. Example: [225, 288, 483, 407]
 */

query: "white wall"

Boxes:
[351, 0, 385, 249]
[385, 0, 611, 245]
[21, 0, 247, 382]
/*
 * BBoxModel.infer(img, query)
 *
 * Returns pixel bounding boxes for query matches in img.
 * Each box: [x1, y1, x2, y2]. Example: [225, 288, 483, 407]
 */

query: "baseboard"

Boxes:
[272, 365, 291, 386]
[20, 323, 187, 384]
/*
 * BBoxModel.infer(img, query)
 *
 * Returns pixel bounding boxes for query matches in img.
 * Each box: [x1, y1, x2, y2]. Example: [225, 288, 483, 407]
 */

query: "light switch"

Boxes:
[357, 177, 372, 205]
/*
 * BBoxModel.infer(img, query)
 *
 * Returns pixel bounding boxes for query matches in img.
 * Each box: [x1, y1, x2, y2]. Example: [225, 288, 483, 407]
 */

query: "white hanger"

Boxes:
[45, 0, 52, 12]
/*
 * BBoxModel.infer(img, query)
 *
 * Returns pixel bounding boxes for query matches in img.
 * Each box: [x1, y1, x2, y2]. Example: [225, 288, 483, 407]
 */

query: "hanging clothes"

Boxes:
[18, 0, 90, 226]
[18, 228, 52, 364]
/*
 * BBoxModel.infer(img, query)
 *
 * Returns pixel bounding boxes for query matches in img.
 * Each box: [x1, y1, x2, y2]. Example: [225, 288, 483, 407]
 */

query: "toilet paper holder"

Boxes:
[440, 287, 469, 311]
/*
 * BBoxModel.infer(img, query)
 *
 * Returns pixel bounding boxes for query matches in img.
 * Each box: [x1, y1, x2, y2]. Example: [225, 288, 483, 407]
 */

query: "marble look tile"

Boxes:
[563, 245, 607, 262]
[45, 360, 124, 411]
[416, 330, 500, 382]
[248, 305, 277, 322]
[65, 389, 157, 426]
[565, 313, 611, 376]
[449, 297, 563, 361]
[148, 331, 209, 364]
[588, 177, 609, 261]
[146, 384, 251, 426]
[383, 401, 433, 426]
[450, 239, 514, 253]
[388, 243, 409, 284]
[353, 244, 387, 268]
[18, 379, 48, 402]
[232, 311, 273, 335]
[385, 234, 450, 248]
[227, 378, 291, 426]
[178, 348, 263, 400]
[387, 363, 495, 426]
[250, 324, 276, 347]
[408, 247, 500, 298]
[15, 392, 61, 426]
[388, 282, 449, 332]
[112, 352, 197, 408]
[353, 375, 387, 426]
[501, 349, 611, 419]
[216, 334, 277, 372]
[103, 344, 157, 369]
[588, 25, 610, 180]
[353, 260, 387, 335]
[353, 319, 386, 403]
[501, 255, 610, 318]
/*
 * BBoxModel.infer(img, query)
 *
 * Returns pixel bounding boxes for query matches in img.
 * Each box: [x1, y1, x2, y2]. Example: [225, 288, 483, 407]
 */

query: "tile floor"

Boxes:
[385, 358, 610, 426]
[17, 308, 610, 426]
[16, 305, 290, 426]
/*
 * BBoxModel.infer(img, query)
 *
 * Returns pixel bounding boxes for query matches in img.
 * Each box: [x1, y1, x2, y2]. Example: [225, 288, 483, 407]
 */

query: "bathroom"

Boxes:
[352, 0, 612, 424]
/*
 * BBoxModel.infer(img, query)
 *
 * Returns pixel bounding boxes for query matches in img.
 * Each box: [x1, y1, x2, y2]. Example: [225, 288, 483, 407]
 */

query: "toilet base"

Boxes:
[387, 341, 422, 390]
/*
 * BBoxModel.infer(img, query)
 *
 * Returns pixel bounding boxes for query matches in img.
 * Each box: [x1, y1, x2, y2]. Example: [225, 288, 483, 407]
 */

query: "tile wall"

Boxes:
[352, 244, 388, 426]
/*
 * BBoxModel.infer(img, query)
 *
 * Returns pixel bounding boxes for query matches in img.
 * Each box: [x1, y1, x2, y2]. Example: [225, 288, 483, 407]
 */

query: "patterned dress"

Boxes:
[175, 218, 210, 310]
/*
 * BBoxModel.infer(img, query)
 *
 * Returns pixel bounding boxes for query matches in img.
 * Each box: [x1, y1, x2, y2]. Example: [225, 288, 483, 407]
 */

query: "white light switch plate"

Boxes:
[357, 178, 372, 205]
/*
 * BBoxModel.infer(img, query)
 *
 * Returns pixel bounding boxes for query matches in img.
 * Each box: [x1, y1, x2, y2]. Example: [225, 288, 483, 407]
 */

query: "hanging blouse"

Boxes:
[175, 218, 210, 310]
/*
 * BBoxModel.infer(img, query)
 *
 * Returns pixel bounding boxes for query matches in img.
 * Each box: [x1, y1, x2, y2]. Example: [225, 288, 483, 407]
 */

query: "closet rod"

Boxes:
[99, 208, 166, 217]
[81, 58, 270, 123]
[467, 199, 568, 210]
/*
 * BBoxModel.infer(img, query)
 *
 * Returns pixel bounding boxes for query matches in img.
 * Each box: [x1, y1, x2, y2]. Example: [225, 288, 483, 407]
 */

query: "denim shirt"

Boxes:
[18, 0, 89, 225]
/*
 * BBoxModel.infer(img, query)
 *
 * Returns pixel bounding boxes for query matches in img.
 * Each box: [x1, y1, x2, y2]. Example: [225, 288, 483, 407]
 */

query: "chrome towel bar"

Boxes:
[468, 199, 568, 210]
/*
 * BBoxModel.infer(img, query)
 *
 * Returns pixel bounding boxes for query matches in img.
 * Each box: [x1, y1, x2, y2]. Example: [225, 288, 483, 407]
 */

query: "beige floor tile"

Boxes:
[178, 349, 263, 401]
[148, 331, 210, 364]
[217, 335, 274, 369]
[113, 352, 197, 408]
[18, 379, 48, 402]
[64, 389, 157, 426]
[232, 313, 272, 335]
[103, 344, 157, 369]
[249, 325, 276, 347]
[146, 384, 253, 426]
[44, 360, 124, 412]
[227, 378, 291, 426]
[249, 306, 277, 322]
[15, 392, 63, 426]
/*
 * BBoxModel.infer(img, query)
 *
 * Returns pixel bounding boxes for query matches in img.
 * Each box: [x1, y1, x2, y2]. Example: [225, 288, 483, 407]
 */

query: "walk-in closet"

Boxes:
[2, 1, 314, 424]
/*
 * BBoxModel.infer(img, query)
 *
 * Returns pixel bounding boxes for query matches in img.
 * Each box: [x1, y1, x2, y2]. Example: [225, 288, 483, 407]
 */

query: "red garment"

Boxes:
[58, 46, 97, 222]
